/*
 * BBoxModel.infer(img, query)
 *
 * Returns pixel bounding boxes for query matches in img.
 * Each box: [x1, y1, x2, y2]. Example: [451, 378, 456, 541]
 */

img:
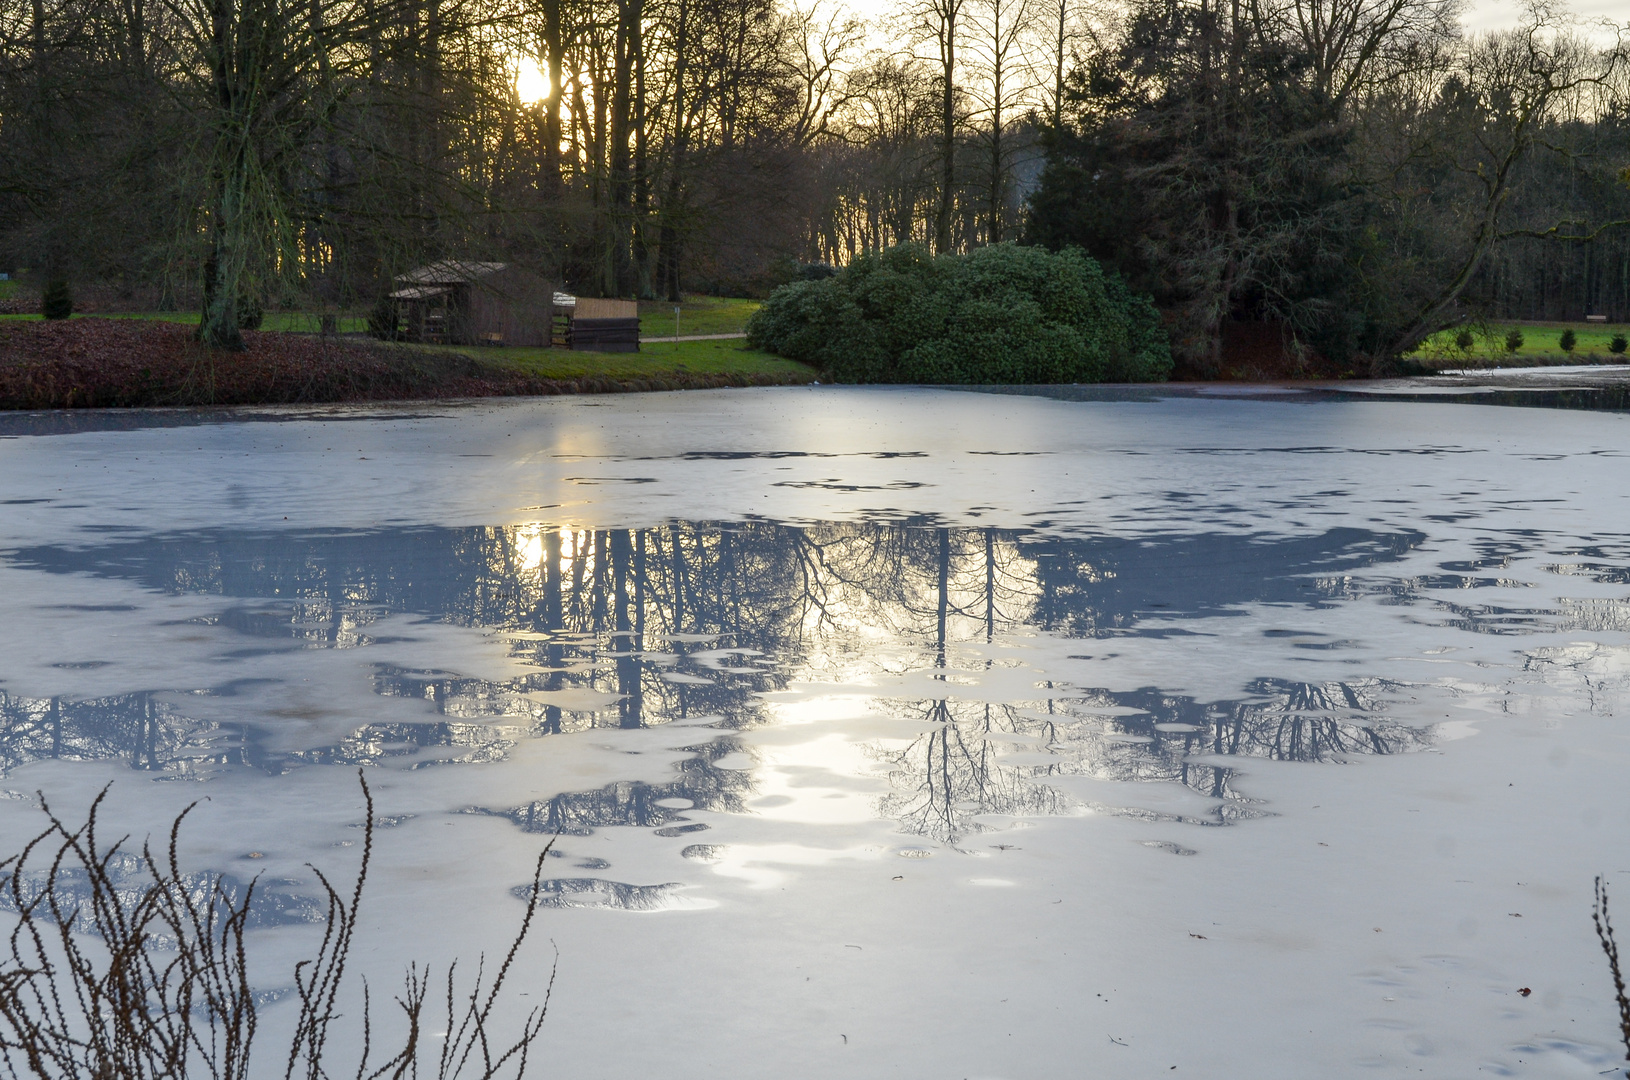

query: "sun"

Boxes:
[516, 59, 549, 105]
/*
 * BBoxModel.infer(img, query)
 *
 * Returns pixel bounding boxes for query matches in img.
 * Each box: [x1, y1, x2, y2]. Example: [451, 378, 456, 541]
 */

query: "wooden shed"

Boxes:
[388, 261, 555, 346]
[565, 298, 641, 352]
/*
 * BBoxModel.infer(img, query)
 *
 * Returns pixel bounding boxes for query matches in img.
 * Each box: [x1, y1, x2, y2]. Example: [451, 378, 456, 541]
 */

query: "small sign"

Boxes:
[1586, 314, 1607, 322]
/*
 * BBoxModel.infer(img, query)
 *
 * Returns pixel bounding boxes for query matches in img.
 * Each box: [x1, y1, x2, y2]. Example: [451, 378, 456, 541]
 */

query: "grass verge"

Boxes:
[1410, 320, 1630, 368]
[435, 337, 808, 381]
[3, 293, 761, 340]
[637, 295, 760, 338]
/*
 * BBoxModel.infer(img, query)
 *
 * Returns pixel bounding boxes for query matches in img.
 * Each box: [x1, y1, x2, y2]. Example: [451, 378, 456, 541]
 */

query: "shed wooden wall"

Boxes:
[569, 297, 640, 352]
[464, 267, 555, 346]
[573, 298, 638, 320]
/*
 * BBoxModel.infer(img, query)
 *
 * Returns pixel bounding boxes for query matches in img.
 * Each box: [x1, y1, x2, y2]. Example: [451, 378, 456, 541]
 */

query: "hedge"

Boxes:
[746, 243, 1171, 383]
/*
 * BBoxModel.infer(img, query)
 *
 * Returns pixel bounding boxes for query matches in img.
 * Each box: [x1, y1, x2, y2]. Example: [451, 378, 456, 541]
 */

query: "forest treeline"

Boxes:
[0, 0, 1626, 360]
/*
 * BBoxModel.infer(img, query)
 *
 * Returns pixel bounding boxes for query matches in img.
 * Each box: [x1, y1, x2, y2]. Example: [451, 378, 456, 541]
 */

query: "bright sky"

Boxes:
[516, 61, 549, 105]
[509, 0, 1624, 102]
[829, 0, 1625, 35]
[1461, 0, 1626, 34]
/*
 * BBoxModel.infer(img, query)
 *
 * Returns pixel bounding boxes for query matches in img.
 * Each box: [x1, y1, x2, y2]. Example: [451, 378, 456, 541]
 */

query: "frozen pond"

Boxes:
[1, 385, 1628, 1078]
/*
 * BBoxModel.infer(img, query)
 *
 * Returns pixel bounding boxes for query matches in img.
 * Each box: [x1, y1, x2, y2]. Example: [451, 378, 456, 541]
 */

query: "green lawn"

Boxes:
[637, 295, 760, 338]
[2, 297, 757, 340]
[0, 298, 804, 383]
[434, 337, 812, 381]
[1411, 320, 1630, 366]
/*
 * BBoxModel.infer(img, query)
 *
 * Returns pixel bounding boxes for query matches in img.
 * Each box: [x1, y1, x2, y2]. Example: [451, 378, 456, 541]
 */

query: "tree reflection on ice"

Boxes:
[512, 878, 689, 911]
[3, 521, 1445, 839]
[483, 741, 756, 835]
[0, 690, 227, 774]
[871, 678, 1432, 840]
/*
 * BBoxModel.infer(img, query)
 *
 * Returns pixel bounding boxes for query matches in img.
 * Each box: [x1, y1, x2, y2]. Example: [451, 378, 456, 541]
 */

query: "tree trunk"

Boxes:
[633, 6, 651, 297]
[935, 9, 958, 255]
[1051, 0, 1064, 131]
[658, 0, 689, 301]
[541, 0, 565, 195]
[987, 15, 1002, 245]
[606, 0, 637, 296]
[198, 0, 247, 350]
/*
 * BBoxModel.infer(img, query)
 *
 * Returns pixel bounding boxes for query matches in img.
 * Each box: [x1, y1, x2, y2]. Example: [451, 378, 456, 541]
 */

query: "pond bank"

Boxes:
[0, 318, 810, 409]
[11, 317, 1630, 412]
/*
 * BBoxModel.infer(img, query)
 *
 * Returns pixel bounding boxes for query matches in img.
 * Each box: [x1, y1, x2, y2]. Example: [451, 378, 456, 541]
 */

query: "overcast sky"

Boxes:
[1461, 0, 1625, 34]
[831, 0, 1625, 41]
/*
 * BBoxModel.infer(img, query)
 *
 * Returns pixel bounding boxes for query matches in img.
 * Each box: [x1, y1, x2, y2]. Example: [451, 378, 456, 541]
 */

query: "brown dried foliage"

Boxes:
[0, 320, 801, 409]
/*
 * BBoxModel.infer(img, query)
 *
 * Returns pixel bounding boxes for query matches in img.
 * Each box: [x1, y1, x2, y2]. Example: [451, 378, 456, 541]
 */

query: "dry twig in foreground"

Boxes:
[1596, 876, 1630, 1075]
[0, 771, 554, 1080]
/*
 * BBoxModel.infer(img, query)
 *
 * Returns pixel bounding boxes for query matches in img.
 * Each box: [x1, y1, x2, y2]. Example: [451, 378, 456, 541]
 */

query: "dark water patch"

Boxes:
[953, 381, 1630, 414]
[869, 677, 1432, 838]
[1548, 563, 1630, 584]
[1140, 840, 1198, 855]
[653, 823, 710, 837]
[0, 688, 235, 774]
[772, 479, 930, 490]
[6, 523, 1427, 648]
[477, 740, 755, 836]
[0, 852, 326, 937]
[0, 406, 454, 438]
[201, 603, 386, 649]
[1353, 386, 1630, 414]
[0, 669, 1439, 838]
[0, 522, 1454, 838]
[1422, 597, 1630, 635]
[513, 878, 688, 911]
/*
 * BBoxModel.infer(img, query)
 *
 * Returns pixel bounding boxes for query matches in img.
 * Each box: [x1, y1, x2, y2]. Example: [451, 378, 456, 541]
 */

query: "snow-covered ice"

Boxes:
[0, 386, 1628, 1078]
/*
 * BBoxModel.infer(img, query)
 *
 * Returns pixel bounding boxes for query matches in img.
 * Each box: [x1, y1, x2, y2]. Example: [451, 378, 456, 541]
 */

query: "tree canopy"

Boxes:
[0, 0, 1625, 362]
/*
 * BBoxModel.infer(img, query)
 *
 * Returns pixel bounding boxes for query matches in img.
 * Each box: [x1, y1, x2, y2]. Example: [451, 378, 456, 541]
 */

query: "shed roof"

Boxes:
[389, 284, 453, 300]
[396, 260, 508, 285]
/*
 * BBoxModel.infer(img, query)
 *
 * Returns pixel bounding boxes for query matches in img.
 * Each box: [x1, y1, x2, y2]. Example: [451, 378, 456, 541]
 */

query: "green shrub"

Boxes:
[1611, 333, 1628, 355]
[1454, 329, 1475, 351]
[238, 298, 264, 330]
[41, 279, 73, 320]
[746, 243, 1172, 383]
[369, 295, 401, 340]
[1505, 328, 1524, 352]
[1559, 328, 1576, 352]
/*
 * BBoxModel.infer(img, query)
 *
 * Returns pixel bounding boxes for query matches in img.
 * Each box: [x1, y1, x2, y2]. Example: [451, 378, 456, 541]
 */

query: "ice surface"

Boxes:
[1, 387, 1629, 1078]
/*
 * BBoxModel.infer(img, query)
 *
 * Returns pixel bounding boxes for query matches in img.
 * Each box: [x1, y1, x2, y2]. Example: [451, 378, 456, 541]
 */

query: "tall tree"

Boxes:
[908, 0, 966, 252]
[965, 0, 1033, 242]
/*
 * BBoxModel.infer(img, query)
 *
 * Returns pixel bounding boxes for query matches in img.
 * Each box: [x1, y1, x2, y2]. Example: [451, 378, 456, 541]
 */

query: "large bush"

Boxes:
[41, 279, 73, 320]
[746, 243, 1171, 383]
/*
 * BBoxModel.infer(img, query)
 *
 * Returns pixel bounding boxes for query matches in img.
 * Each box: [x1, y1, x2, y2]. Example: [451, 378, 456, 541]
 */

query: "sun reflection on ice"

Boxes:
[702, 842, 883, 890]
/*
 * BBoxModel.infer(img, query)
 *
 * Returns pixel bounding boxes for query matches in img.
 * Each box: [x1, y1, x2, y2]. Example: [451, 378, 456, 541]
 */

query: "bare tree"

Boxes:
[1385, 11, 1628, 358]
[905, 0, 967, 252]
[1253, 0, 1461, 110]
[964, 0, 1035, 242]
